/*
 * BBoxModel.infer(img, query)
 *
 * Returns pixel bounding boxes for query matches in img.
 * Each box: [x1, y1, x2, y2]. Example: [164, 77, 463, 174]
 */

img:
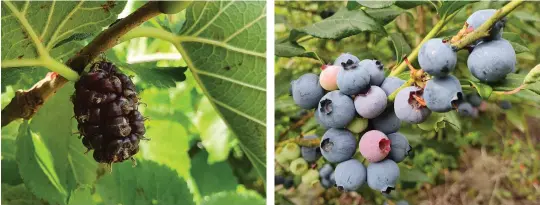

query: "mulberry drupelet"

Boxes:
[73, 61, 146, 164]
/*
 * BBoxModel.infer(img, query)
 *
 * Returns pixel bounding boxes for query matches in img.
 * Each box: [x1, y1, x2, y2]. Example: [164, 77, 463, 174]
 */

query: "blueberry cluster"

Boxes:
[275, 140, 323, 188]
[73, 61, 146, 164]
[465, 9, 515, 83]
[288, 52, 414, 194]
[281, 8, 516, 196]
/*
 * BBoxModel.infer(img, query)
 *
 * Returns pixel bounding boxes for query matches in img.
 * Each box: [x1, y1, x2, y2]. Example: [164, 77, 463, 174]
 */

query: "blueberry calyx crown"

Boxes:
[319, 99, 333, 115]
[341, 59, 357, 70]
[375, 60, 383, 70]
[382, 186, 395, 194]
[321, 138, 333, 152]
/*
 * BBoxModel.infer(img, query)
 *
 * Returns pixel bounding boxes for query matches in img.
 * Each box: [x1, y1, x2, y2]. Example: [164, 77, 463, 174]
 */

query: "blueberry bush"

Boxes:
[275, 1, 539, 204]
[1, 1, 266, 204]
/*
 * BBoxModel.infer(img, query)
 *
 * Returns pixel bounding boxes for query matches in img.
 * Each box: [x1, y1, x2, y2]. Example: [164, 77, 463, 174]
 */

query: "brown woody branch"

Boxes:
[1, 1, 162, 127]
[277, 111, 315, 141]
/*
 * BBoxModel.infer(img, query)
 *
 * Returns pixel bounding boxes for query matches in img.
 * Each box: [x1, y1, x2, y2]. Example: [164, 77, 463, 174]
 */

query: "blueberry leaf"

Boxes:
[365, 7, 405, 25]
[443, 111, 461, 131]
[509, 41, 530, 54]
[399, 166, 431, 183]
[394, 1, 429, 9]
[468, 80, 493, 99]
[346, 1, 362, 10]
[289, 8, 387, 41]
[523, 64, 540, 85]
[417, 112, 445, 132]
[438, 1, 478, 18]
[356, 0, 396, 9]
[275, 41, 323, 62]
[389, 33, 411, 65]
[173, 1, 267, 181]
[492, 73, 525, 91]
[95, 160, 194, 205]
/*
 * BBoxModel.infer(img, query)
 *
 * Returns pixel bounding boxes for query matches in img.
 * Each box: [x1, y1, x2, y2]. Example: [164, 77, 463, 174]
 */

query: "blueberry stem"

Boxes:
[450, 0, 524, 50]
[387, 78, 415, 102]
[277, 137, 320, 148]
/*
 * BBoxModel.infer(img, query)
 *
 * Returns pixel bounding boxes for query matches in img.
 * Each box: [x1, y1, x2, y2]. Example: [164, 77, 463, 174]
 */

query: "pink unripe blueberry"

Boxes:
[359, 130, 391, 162]
[319, 65, 340, 91]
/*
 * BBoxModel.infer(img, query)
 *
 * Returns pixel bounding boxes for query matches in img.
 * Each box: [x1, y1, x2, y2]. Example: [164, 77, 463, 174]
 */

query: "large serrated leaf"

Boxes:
[289, 8, 386, 41]
[16, 84, 97, 205]
[191, 151, 237, 197]
[1, 184, 45, 205]
[174, 1, 267, 180]
[438, 1, 477, 18]
[201, 191, 265, 205]
[95, 160, 195, 205]
[1, 1, 126, 90]
[138, 120, 191, 177]
[195, 98, 234, 163]
[389, 33, 411, 64]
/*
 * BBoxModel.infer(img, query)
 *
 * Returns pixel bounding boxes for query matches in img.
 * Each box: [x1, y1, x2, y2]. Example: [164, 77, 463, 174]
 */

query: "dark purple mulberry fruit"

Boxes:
[73, 61, 146, 164]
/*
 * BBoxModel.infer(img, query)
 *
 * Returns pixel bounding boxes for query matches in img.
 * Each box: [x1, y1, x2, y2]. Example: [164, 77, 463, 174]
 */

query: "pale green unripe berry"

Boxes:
[290, 158, 309, 176]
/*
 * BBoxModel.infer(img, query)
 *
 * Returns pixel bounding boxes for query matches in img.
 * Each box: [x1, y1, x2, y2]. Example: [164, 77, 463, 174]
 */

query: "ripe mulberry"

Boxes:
[73, 61, 145, 164]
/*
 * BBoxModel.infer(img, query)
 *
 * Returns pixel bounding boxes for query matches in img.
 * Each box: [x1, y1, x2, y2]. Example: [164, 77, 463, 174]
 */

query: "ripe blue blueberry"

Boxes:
[467, 92, 482, 107]
[334, 53, 360, 66]
[319, 164, 333, 178]
[320, 128, 357, 163]
[290, 158, 309, 176]
[334, 159, 367, 191]
[359, 59, 385, 86]
[423, 75, 463, 112]
[499, 100, 512, 110]
[321, 178, 332, 188]
[346, 117, 369, 134]
[380, 77, 405, 96]
[329, 172, 335, 185]
[466, 9, 504, 41]
[367, 159, 400, 194]
[336, 60, 370, 95]
[290, 73, 326, 109]
[283, 177, 294, 189]
[354, 86, 387, 119]
[301, 135, 322, 163]
[457, 102, 475, 117]
[371, 107, 401, 134]
[317, 91, 356, 128]
[275, 175, 285, 185]
[468, 39, 516, 83]
[418, 38, 457, 77]
[394, 86, 431, 124]
[387, 132, 411, 163]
